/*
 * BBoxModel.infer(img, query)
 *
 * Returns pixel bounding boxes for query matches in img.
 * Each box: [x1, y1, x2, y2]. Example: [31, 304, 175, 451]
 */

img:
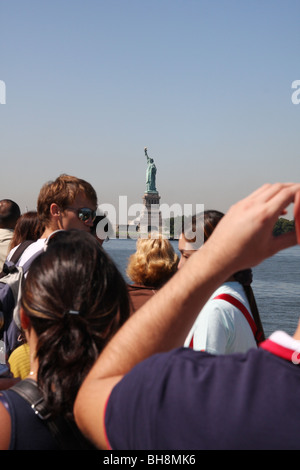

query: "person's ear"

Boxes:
[49, 203, 61, 217]
[20, 307, 30, 331]
[294, 191, 300, 244]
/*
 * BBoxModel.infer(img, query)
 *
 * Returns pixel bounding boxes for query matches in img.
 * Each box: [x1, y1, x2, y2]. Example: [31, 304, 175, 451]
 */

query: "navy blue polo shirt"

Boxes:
[105, 332, 300, 450]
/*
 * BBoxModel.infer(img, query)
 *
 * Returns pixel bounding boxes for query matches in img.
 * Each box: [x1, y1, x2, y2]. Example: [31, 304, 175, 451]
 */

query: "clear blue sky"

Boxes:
[1, 0, 299, 219]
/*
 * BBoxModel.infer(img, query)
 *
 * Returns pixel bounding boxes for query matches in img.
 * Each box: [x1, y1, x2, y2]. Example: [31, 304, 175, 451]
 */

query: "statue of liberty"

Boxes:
[144, 147, 158, 193]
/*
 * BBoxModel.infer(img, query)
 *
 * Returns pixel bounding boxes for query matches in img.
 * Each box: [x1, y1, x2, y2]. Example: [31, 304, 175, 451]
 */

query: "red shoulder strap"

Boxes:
[188, 293, 262, 349]
[214, 293, 261, 344]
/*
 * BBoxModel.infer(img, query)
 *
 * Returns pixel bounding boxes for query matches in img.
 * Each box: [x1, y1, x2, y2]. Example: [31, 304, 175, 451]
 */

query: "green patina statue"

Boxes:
[144, 147, 158, 193]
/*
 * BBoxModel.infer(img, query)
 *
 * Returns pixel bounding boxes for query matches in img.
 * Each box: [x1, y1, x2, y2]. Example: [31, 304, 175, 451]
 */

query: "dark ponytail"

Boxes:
[233, 269, 265, 342]
[21, 230, 130, 419]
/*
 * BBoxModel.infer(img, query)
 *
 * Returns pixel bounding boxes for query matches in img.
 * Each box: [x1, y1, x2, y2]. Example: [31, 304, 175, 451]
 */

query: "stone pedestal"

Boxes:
[139, 192, 162, 236]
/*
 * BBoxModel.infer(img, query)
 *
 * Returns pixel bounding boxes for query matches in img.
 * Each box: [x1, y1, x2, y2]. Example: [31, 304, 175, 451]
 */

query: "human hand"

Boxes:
[204, 183, 300, 274]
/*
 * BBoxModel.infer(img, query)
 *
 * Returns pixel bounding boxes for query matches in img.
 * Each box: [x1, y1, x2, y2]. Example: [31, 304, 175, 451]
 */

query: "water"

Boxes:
[104, 239, 300, 339]
[252, 246, 300, 338]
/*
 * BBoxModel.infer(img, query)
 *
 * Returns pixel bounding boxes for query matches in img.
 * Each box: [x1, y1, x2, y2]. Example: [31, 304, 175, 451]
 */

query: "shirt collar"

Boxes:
[260, 331, 300, 364]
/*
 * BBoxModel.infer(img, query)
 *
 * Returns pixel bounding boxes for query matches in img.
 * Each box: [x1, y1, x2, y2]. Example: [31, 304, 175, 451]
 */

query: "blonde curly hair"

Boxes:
[126, 234, 179, 288]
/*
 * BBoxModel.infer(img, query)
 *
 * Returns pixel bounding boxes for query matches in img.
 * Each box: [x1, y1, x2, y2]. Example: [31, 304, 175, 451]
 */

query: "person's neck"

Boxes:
[26, 330, 39, 381]
[41, 226, 57, 239]
[225, 275, 236, 282]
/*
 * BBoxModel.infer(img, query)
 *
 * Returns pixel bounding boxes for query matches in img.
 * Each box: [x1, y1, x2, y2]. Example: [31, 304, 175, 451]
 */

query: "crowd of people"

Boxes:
[0, 174, 300, 449]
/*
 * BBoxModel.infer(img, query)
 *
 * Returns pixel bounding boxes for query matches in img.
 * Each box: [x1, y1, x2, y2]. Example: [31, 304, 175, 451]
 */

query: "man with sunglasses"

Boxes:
[7, 174, 98, 263]
[37, 173, 97, 236]
[3, 174, 98, 355]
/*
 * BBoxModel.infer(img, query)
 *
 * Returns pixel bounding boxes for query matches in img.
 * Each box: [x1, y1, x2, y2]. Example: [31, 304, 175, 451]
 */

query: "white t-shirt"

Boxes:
[184, 282, 257, 355]
[0, 228, 14, 269]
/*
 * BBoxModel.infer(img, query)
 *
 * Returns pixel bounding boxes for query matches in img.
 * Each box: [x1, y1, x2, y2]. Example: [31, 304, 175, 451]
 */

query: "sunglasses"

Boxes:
[66, 207, 97, 223]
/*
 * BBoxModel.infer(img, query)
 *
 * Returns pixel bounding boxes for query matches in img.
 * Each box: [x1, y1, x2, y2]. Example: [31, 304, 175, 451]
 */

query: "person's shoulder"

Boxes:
[210, 282, 249, 309]
[0, 391, 11, 449]
[14, 239, 46, 266]
[0, 228, 14, 237]
[6, 244, 18, 261]
[220, 282, 247, 298]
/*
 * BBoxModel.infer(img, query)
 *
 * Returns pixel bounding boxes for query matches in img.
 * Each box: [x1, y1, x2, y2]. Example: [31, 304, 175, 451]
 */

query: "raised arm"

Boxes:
[74, 183, 300, 449]
[144, 146, 150, 163]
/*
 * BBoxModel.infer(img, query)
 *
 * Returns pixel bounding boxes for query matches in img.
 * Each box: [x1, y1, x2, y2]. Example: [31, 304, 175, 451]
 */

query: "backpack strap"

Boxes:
[10, 379, 95, 450]
[188, 293, 262, 349]
[10, 240, 35, 265]
[11, 378, 51, 419]
[0, 240, 35, 278]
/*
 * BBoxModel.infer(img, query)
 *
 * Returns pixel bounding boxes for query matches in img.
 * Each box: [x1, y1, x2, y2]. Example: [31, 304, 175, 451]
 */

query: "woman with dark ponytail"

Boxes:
[179, 210, 265, 354]
[0, 230, 130, 449]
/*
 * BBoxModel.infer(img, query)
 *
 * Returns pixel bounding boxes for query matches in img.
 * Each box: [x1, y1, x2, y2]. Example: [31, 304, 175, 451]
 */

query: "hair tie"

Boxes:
[64, 309, 80, 316]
